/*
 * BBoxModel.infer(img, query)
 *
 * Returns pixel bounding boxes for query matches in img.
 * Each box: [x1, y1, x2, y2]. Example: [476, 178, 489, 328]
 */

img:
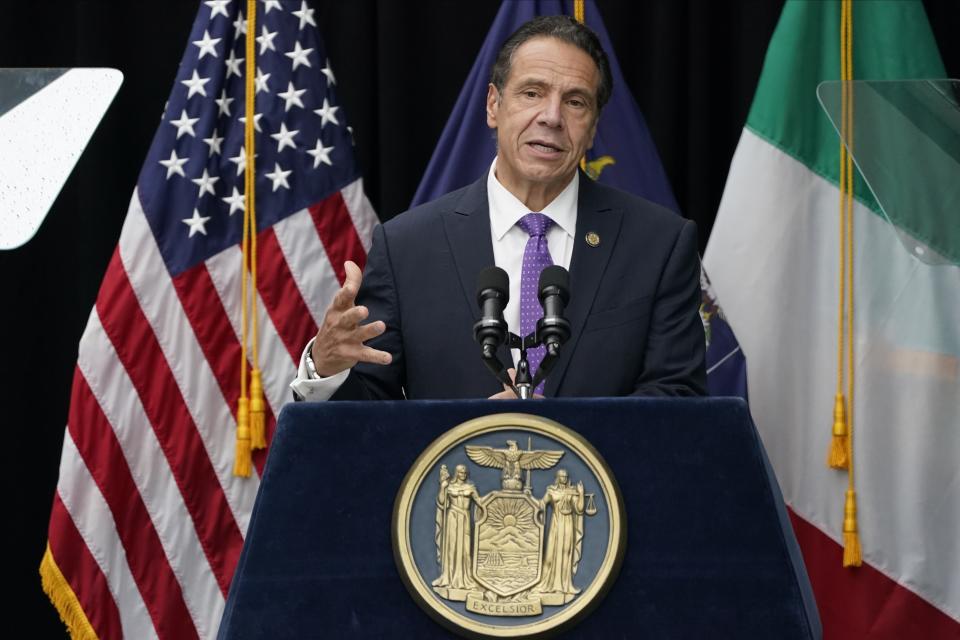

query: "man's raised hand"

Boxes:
[310, 260, 392, 377]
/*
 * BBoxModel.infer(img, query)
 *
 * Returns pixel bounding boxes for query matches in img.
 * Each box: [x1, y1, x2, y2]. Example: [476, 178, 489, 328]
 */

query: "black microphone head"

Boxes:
[477, 266, 510, 305]
[474, 266, 509, 354]
[538, 265, 570, 304]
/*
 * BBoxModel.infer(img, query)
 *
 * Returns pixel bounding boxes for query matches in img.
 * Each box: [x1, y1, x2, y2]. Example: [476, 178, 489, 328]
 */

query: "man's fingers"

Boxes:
[336, 305, 369, 329]
[498, 367, 518, 394]
[354, 345, 392, 366]
[332, 281, 358, 310]
[343, 260, 363, 292]
[354, 319, 386, 342]
[331, 262, 362, 310]
[489, 389, 518, 400]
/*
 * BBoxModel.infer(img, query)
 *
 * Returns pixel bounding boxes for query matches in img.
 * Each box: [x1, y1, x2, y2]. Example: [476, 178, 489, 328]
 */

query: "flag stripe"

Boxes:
[48, 494, 124, 640]
[340, 178, 378, 253]
[122, 193, 261, 522]
[68, 369, 199, 639]
[77, 308, 225, 635]
[309, 190, 367, 284]
[96, 250, 244, 595]
[271, 206, 341, 328]
[57, 430, 159, 640]
[789, 510, 960, 636]
[255, 225, 319, 362]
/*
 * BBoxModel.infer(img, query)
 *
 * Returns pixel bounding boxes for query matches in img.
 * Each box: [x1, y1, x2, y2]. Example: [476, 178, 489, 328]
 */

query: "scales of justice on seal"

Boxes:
[393, 266, 627, 637]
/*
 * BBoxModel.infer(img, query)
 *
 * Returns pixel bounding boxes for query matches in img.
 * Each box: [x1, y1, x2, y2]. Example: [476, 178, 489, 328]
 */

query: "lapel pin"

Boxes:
[585, 231, 600, 247]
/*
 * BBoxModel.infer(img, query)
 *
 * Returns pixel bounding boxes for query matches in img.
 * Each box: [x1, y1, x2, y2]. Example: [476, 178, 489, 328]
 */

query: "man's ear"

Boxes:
[486, 83, 500, 129]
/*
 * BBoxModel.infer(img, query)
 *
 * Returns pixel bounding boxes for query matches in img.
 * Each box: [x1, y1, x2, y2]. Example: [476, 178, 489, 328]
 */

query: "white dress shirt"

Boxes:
[290, 157, 578, 401]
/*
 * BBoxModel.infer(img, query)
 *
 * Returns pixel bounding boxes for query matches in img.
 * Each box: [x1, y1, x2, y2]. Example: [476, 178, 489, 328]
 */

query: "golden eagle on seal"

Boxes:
[465, 441, 563, 491]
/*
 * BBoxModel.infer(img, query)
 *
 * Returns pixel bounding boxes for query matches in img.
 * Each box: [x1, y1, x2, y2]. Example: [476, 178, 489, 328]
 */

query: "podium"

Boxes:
[217, 398, 820, 639]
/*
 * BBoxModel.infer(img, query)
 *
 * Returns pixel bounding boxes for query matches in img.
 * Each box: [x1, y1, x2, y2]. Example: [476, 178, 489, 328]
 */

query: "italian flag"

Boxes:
[704, 1, 959, 637]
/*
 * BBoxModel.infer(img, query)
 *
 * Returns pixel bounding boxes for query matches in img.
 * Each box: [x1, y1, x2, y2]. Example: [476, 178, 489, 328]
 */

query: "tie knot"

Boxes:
[517, 213, 553, 238]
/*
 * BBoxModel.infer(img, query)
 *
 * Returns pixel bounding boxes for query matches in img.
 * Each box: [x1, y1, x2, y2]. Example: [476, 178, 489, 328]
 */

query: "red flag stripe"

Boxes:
[68, 369, 199, 639]
[76, 308, 226, 632]
[48, 494, 124, 640]
[255, 226, 320, 362]
[789, 510, 960, 638]
[96, 250, 244, 595]
[171, 262, 275, 475]
[271, 205, 342, 328]
[120, 196, 265, 505]
[309, 190, 368, 284]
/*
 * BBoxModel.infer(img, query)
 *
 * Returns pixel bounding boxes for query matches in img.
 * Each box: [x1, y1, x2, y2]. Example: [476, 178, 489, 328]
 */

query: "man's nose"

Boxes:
[537, 93, 563, 128]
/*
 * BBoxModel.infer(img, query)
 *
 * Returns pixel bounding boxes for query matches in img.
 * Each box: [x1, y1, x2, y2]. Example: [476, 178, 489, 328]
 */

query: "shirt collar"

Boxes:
[487, 156, 578, 241]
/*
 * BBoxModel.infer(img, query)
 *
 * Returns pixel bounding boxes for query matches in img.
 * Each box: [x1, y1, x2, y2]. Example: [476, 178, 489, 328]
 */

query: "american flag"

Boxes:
[40, 1, 376, 637]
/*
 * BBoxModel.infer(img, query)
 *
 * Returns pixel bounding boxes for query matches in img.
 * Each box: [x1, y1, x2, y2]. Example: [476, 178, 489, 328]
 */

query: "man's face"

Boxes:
[486, 37, 600, 202]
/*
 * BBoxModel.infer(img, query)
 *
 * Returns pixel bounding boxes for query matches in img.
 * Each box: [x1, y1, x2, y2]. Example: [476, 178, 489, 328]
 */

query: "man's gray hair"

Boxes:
[489, 15, 613, 111]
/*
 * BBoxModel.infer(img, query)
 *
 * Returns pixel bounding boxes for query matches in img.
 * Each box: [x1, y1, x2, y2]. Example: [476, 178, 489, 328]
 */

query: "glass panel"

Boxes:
[817, 79, 960, 266]
[0, 68, 123, 250]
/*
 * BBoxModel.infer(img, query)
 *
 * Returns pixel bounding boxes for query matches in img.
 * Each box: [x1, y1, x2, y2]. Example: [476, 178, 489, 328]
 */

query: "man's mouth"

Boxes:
[527, 141, 564, 154]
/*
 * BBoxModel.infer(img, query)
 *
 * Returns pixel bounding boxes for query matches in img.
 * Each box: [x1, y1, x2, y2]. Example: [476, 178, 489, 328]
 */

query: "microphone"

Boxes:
[536, 265, 571, 357]
[474, 266, 510, 359]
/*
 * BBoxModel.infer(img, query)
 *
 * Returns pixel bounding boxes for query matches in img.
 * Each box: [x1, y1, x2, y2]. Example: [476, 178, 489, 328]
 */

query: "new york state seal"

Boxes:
[393, 414, 626, 638]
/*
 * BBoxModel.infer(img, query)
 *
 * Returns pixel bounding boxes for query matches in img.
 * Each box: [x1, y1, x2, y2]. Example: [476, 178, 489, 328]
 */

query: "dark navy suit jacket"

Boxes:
[330, 173, 707, 400]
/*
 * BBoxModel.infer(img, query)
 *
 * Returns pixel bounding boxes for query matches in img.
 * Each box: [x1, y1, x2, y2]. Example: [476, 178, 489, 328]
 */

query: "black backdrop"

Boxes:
[2, 1, 956, 636]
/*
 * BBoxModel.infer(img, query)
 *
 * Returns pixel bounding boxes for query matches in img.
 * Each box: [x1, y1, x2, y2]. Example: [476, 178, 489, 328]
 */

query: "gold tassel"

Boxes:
[233, 397, 252, 477]
[842, 489, 863, 567]
[40, 544, 99, 639]
[249, 369, 267, 449]
[827, 393, 850, 469]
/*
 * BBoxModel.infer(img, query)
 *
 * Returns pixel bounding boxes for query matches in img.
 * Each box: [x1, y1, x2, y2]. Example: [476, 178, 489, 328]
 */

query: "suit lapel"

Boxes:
[545, 175, 623, 396]
[441, 177, 495, 324]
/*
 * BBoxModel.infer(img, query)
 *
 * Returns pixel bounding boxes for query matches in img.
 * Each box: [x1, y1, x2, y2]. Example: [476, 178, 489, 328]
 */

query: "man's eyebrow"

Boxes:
[513, 77, 594, 95]
[512, 77, 550, 90]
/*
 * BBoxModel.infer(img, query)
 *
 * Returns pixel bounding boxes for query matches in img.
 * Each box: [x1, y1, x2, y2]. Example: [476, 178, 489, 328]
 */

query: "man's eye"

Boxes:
[523, 90, 539, 98]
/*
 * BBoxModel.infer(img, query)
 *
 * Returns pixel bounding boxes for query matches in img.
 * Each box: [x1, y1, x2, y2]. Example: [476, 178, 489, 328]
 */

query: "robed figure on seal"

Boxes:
[534, 469, 585, 603]
[432, 464, 480, 596]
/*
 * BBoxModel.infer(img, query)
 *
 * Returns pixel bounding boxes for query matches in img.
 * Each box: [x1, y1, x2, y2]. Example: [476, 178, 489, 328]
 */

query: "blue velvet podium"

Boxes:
[217, 398, 820, 639]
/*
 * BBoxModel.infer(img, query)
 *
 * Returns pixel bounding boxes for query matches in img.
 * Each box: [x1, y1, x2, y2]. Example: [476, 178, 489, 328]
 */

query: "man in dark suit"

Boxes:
[291, 16, 706, 401]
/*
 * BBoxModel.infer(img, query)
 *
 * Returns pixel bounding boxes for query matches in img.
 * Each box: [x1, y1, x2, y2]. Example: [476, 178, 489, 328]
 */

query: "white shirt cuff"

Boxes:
[289, 339, 350, 402]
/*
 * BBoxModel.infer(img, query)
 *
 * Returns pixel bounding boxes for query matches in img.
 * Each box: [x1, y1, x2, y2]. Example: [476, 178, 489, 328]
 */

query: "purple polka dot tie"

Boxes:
[517, 213, 554, 394]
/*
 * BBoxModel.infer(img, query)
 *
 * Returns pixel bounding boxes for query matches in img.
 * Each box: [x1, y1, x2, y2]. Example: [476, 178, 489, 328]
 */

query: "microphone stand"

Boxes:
[508, 333, 533, 399]
[504, 331, 561, 400]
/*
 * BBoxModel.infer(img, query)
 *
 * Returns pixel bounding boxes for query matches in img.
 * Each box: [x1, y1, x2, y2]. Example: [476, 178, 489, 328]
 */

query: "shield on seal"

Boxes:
[472, 491, 544, 597]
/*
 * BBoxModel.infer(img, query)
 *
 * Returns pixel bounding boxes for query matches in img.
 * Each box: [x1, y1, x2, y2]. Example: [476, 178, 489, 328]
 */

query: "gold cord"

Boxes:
[234, 0, 260, 476]
[840, 0, 861, 567]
